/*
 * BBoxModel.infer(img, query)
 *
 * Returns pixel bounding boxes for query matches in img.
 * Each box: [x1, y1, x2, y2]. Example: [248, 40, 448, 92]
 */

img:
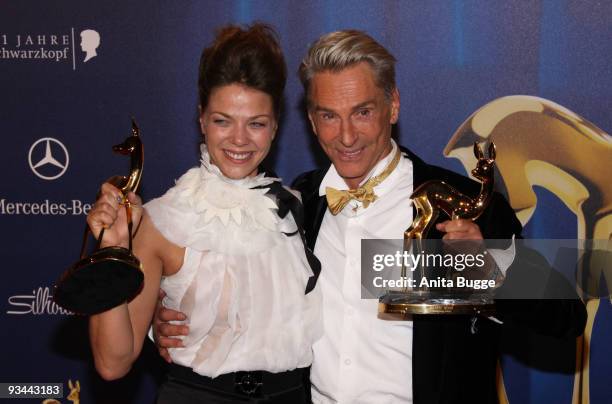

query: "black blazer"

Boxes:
[292, 147, 586, 404]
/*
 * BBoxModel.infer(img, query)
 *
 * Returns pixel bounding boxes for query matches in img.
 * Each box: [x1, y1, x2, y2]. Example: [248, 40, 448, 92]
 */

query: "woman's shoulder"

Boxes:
[142, 166, 202, 249]
[134, 211, 185, 274]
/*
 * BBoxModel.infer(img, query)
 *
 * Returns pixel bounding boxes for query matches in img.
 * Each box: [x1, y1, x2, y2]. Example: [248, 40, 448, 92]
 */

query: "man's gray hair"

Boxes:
[299, 30, 397, 101]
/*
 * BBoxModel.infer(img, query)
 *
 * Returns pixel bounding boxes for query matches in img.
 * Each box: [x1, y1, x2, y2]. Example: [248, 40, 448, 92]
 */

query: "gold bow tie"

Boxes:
[325, 148, 401, 215]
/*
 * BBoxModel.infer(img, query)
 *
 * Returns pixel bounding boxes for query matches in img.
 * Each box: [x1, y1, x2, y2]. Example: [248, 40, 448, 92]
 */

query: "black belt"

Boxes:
[166, 363, 306, 398]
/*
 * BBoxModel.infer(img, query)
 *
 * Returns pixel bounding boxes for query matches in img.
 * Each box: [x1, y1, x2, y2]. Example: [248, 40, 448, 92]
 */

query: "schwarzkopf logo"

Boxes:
[28, 137, 69, 180]
[79, 29, 100, 63]
[0, 28, 101, 70]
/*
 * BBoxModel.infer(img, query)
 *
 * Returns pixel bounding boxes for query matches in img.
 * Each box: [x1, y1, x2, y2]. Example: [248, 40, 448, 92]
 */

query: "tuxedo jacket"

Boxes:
[293, 147, 586, 404]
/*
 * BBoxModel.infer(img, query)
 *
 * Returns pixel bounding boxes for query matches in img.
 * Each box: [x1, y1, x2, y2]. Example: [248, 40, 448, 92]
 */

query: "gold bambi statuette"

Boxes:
[54, 119, 144, 315]
[379, 141, 497, 317]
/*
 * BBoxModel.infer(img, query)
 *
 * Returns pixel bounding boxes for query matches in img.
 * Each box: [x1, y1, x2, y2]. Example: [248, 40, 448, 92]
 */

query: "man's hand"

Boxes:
[436, 219, 499, 281]
[436, 218, 486, 264]
[435, 219, 483, 240]
[153, 289, 189, 363]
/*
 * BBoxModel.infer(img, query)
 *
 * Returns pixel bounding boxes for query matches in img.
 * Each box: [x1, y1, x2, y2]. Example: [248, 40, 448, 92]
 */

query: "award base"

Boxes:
[54, 246, 143, 315]
[378, 290, 495, 318]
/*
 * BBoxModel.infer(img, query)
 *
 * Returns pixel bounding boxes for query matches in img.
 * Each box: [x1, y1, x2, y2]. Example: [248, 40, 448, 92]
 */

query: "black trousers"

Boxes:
[156, 364, 309, 404]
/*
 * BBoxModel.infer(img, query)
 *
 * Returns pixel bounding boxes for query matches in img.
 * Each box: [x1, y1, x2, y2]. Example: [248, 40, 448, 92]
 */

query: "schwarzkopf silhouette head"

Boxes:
[80, 29, 100, 62]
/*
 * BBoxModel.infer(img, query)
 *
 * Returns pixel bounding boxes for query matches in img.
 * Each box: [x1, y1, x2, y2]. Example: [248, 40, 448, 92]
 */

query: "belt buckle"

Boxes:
[234, 371, 263, 396]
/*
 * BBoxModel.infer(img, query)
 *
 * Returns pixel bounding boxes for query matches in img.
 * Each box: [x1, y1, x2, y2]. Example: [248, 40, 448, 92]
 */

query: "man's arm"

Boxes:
[476, 191, 587, 338]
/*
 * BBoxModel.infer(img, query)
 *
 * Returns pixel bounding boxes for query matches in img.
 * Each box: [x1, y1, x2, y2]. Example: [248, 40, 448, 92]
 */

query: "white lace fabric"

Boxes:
[144, 145, 321, 377]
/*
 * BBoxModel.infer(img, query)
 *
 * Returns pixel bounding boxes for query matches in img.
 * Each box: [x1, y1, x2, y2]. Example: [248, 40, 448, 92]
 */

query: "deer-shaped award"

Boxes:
[54, 119, 144, 315]
[379, 142, 497, 317]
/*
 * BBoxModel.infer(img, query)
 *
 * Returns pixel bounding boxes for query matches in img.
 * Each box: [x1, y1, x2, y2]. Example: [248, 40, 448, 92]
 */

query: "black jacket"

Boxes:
[292, 147, 586, 404]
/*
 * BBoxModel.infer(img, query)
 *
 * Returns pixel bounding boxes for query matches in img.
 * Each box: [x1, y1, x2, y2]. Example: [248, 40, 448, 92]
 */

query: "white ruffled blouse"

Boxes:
[144, 145, 321, 377]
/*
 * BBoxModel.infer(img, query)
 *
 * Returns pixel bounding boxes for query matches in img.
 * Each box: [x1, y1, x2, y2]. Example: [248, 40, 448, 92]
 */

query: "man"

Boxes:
[155, 30, 586, 403]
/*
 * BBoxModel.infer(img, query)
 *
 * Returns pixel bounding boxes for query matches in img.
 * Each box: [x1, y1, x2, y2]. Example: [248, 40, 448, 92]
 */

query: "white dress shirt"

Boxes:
[310, 140, 514, 403]
[311, 141, 416, 404]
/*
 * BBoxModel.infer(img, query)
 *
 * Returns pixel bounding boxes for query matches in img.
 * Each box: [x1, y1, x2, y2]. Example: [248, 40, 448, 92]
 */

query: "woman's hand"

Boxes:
[86, 183, 143, 249]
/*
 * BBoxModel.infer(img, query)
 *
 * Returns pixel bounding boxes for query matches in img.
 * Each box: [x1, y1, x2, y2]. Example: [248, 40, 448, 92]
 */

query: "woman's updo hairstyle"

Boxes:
[198, 23, 287, 119]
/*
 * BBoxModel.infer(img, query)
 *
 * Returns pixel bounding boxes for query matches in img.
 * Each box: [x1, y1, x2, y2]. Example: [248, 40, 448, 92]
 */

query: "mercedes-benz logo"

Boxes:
[28, 137, 69, 180]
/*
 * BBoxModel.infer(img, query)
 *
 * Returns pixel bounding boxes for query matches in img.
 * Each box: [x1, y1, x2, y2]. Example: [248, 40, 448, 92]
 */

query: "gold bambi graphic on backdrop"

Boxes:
[41, 379, 80, 404]
[53, 119, 145, 315]
[444, 95, 612, 404]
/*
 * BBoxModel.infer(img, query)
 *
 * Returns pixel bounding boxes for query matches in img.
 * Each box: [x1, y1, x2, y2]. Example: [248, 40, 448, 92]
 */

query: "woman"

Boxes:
[87, 24, 321, 403]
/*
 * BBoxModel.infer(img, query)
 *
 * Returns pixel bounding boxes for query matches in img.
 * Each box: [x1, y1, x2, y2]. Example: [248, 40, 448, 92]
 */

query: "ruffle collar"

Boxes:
[170, 144, 281, 230]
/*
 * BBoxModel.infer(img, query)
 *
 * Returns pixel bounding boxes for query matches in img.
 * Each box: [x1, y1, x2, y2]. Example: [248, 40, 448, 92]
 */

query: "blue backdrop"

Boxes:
[1, 1, 611, 403]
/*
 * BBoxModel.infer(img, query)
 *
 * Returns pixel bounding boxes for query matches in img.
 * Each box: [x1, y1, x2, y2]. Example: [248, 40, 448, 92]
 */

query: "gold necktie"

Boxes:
[325, 148, 401, 215]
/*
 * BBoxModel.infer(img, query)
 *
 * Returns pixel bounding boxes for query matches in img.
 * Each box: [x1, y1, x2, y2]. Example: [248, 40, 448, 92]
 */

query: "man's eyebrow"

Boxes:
[351, 100, 376, 111]
[312, 105, 334, 113]
[312, 100, 376, 113]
